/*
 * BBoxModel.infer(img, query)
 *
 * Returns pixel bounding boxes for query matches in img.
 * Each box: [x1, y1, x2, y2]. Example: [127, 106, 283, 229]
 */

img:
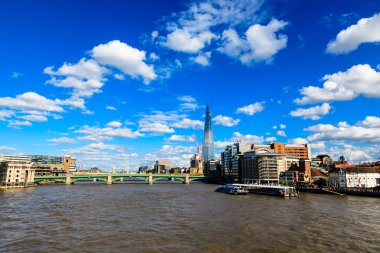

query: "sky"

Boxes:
[0, 0, 380, 170]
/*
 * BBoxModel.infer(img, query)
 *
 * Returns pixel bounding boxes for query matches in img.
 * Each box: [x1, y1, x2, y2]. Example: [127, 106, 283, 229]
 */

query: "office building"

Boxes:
[154, 160, 172, 174]
[221, 140, 253, 182]
[202, 105, 215, 162]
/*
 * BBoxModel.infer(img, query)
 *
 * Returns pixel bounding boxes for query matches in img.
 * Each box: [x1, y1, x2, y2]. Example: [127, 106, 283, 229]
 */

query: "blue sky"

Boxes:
[1, 0, 380, 170]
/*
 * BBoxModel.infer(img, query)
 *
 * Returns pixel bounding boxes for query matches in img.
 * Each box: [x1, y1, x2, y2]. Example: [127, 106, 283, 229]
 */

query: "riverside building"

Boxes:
[0, 161, 36, 188]
[329, 167, 380, 188]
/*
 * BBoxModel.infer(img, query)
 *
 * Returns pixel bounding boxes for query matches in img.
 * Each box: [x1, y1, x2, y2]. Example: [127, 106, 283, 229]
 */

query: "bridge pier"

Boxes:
[184, 174, 190, 184]
[148, 173, 153, 185]
[107, 173, 112, 185]
[65, 175, 71, 185]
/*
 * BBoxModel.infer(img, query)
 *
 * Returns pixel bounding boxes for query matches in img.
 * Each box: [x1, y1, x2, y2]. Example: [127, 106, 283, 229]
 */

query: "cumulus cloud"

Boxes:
[156, 0, 287, 65]
[305, 118, 380, 143]
[192, 51, 212, 66]
[162, 29, 216, 53]
[107, 121, 122, 128]
[213, 115, 240, 127]
[0, 145, 17, 151]
[290, 103, 331, 120]
[0, 92, 64, 112]
[165, 134, 195, 142]
[48, 137, 77, 144]
[219, 19, 288, 64]
[178, 96, 200, 111]
[0, 110, 14, 121]
[171, 118, 203, 129]
[277, 130, 286, 137]
[76, 125, 143, 141]
[236, 102, 264, 115]
[327, 13, 380, 54]
[359, 116, 380, 128]
[92, 40, 157, 84]
[139, 122, 175, 134]
[142, 144, 195, 168]
[294, 64, 380, 104]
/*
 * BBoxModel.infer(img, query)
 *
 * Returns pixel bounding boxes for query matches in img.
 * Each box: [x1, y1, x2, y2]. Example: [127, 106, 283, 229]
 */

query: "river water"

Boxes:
[1, 183, 379, 253]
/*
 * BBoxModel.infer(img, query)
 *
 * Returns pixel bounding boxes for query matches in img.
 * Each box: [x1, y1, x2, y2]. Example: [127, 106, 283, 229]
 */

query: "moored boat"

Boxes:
[215, 185, 249, 195]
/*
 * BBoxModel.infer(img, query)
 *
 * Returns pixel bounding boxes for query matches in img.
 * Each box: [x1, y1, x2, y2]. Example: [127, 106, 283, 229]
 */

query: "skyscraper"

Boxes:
[202, 105, 215, 162]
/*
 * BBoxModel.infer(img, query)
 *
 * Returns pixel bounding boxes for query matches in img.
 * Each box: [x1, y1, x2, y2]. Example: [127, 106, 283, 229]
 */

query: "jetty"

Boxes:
[232, 183, 299, 197]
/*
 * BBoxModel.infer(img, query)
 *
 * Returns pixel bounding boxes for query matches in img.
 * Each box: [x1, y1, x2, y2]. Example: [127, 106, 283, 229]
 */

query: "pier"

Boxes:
[232, 183, 299, 197]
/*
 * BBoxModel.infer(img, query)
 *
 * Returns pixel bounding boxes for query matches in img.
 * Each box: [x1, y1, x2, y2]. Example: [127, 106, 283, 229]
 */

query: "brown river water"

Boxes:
[1, 182, 380, 253]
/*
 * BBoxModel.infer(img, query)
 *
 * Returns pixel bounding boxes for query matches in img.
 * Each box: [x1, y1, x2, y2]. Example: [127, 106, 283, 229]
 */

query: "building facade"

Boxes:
[221, 140, 252, 182]
[0, 161, 35, 188]
[202, 105, 215, 162]
[330, 167, 380, 188]
[204, 158, 221, 178]
[251, 142, 311, 160]
[154, 160, 172, 174]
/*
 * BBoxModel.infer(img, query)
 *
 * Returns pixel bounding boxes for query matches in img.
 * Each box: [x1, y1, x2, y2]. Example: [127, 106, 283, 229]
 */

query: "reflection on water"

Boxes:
[1, 183, 380, 252]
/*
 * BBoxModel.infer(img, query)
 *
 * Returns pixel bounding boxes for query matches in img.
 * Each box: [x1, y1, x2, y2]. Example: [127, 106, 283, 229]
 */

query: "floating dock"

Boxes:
[232, 183, 299, 197]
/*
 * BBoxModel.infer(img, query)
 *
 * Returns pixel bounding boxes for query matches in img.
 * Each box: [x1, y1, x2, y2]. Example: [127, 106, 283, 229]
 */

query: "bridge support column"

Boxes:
[107, 173, 112, 185]
[184, 174, 190, 184]
[93, 178, 97, 182]
[65, 175, 71, 185]
[148, 173, 153, 185]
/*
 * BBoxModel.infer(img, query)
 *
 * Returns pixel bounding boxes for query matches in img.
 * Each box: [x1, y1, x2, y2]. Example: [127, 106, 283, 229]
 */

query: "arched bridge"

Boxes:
[34, 173, 205, 185]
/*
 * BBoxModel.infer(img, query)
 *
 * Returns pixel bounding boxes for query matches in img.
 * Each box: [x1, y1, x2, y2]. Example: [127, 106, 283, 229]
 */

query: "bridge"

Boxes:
[34, 173, 205, 185]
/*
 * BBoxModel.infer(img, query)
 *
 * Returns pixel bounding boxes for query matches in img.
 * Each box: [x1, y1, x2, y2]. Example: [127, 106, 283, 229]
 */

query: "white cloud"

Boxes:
[178, 96, 200, 111]
[105, 105, 117, 111]
[277, 130, 286, 137]
[76, 125, 143, 141]
[19, 114, 48, 122]
[287, 137, 308, 145]
[0, 92, 64, 112]
[149, 52, 160, 61]
[48, 137, 77, 144]
[142, 144, 195, 168]
[358, 116, 380, 128]
[8, 120, 32, 128]
[290, 103, 331, 120]
[219, 19, 288, 64]
[107, 121, 122, 128]
[236, 102, 264, 115]
[139, 122, 175, 134]
[114, 73, 125, 80]
[327, 13, 380, 54]
[192, 51, 212, 66]
[162, 29, 216, 54]
[171, 118, 203, 129]
[0, 110, 14, 121]
[265, 136, 277, 142]
[179, 102, 200, 111]
[279, 124, 286, 129]
[0, 145, 17, 151]
[44, 58, 109, 100]
[165, 134, 195, 142]
[92, 40, 157, 84]
[178, 95, 195, 102]
[305, 118, 380, 143]
[213, 115, 240, 127]
[294, 64, 380, 104]
[231, 131, 264, 144]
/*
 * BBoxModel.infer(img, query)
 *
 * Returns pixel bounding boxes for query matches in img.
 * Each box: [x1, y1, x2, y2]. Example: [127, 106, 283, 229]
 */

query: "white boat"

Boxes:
[215, 185, 249, 195]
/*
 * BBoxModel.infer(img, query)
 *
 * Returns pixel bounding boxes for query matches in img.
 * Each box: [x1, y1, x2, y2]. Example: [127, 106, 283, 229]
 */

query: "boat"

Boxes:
[232, 183, 299, 197]
[215, 185, 249, 195]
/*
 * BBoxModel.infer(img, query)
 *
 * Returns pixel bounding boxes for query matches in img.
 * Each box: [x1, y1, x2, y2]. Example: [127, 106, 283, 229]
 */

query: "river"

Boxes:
[1, 183, 379, 253]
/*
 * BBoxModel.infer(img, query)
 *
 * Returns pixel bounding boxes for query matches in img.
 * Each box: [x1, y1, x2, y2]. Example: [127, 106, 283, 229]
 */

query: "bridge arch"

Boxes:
[152, 177, 185, 183]
[112, 177, 148, 183]
[71, 177, 107, 183]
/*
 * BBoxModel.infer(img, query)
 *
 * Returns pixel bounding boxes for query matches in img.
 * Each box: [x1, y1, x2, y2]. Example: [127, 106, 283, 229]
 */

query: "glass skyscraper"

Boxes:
[202, 105, 215, 162]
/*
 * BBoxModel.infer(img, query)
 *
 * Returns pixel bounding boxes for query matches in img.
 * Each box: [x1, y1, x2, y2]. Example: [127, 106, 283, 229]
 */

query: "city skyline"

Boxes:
[1, 0, 380, 170]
